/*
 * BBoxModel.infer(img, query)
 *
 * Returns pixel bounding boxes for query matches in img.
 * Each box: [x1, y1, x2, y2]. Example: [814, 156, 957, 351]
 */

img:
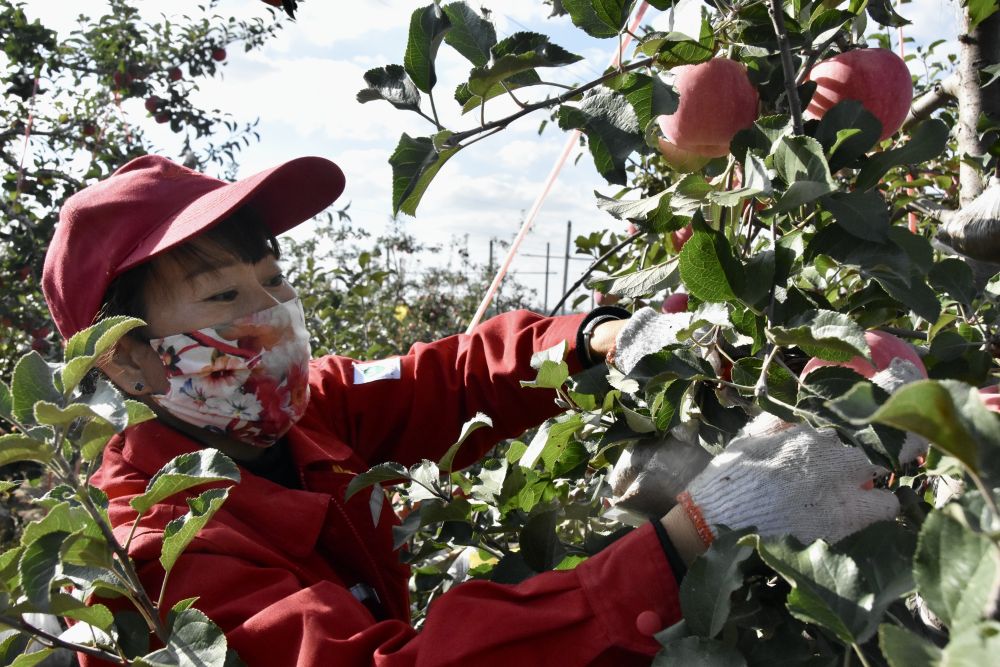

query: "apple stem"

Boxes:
[767, 0, 804, 134]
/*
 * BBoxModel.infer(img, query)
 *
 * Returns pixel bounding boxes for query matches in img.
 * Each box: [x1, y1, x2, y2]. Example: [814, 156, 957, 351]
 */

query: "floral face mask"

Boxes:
[148, 298, 312, 448]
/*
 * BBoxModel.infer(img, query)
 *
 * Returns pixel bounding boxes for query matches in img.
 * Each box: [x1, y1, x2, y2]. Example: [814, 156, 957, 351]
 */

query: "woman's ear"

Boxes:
[98, 336, 169, 396]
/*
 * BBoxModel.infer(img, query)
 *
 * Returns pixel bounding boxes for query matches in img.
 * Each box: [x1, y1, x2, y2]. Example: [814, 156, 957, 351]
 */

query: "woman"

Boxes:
[41, 154, 903, 666]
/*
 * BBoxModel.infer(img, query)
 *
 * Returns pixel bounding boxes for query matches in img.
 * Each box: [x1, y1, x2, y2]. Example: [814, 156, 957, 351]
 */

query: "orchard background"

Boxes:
[2, 0, 1000, 665]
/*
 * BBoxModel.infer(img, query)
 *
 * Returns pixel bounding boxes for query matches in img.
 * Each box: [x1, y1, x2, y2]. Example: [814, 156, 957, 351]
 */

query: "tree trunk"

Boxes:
[957, 8, 1000, 204]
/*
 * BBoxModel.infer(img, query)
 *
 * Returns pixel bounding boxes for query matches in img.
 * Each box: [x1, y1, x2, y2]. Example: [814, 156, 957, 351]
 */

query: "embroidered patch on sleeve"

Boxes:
[353, 358, 402, 384]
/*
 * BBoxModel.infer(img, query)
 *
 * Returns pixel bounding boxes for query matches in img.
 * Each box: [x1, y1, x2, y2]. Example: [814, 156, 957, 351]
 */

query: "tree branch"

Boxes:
[548, 232, 645, 316]
[445, 57, 655, 149]
[0, 614, 125, 664]
[902, 73, 960, 130]
[768, 0, 804, 134]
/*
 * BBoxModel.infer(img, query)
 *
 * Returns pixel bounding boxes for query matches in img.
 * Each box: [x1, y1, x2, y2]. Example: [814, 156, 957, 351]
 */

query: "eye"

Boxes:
[206, 289, 239, 303]
[264, 273, 286, 288]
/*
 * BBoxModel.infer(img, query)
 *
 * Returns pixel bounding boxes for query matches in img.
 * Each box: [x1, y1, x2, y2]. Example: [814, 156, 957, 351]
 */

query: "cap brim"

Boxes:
[119, 156, 345, 272]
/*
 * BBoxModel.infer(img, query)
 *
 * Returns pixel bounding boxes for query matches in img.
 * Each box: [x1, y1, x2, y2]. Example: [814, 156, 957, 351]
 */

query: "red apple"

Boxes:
[656, 59, 759, 159]
[144, 96, 162, 113]
[211, 47, 227, 62]
[155, 112, 170, 124]
[803, 48, 913, 141]
[979, 386, 1000, 413]
[111, 71, 132, 88]
[168, 67, 182, 81]
[626, 222, 639, 236]
[661, 292, 688, 314]
[82, 122, 96, 137]
[800, 330, 927, 380]
[670, 225, 693, 252]
[594, 290, 620, 307]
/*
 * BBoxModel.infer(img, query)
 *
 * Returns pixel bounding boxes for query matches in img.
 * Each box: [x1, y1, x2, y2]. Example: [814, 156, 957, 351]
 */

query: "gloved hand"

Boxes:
[677, 413, 899, 546]
[609, 307, 693, 375]
[610, 425, 712, 517]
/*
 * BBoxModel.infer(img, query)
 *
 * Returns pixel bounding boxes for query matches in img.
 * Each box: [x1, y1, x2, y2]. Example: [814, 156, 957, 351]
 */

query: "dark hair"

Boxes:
[98, 205, 281, 330]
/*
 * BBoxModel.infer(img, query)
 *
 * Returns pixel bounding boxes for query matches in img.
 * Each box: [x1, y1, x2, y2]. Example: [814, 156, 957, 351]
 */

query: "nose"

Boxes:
[243, 282, 282, 318]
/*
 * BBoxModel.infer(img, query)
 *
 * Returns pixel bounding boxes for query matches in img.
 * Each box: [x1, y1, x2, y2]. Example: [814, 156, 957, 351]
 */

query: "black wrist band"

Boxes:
[575, 306, 631, 368]
[651, 518, 688, 583]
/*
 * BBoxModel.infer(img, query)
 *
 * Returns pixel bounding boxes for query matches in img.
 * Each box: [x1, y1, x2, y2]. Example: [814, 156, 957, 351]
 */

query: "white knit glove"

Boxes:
[610, 307, 693, 375]
[678, 414, 899, 545]
[610, 426, 712, 517]
[868, 358, 929, 463]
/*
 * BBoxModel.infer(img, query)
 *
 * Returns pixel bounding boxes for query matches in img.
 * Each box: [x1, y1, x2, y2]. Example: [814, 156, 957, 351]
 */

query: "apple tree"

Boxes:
[0, 0, 288, 378]
[354, 0, 1000, 664]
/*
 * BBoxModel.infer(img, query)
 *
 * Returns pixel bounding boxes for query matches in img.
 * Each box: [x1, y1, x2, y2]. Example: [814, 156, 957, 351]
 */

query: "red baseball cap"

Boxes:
[42, 154, 345, 338]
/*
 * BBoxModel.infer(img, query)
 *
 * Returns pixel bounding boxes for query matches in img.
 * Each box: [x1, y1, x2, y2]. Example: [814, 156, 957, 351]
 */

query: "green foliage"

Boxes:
[0, 319, 241, 663]
[362, 1, 1000, 664]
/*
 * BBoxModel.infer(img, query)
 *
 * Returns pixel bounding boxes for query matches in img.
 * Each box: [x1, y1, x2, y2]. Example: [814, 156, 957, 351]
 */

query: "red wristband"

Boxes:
[677, 490, 715, 547]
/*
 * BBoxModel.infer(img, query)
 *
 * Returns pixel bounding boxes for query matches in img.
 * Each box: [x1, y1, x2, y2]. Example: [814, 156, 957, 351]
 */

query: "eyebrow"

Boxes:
[183, 259, 242, 282]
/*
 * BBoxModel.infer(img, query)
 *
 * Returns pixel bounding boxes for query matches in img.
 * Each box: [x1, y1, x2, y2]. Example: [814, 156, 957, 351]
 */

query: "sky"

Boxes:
[26, 0, 961, 316]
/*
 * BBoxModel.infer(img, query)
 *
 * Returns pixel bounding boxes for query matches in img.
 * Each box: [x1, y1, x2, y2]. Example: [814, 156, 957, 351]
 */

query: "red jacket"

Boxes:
[85, 311, 681, 666]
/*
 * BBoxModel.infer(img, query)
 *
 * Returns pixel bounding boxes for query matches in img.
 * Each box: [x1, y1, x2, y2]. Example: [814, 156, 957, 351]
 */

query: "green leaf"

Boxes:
[654, 636, 747, 667]
[596, 262, 678, 299]
[520, 360, 569, 390]
[855, 119, 949, 190]
[18, 531, 68, 611]
[356, 65, 422, 111]
[49, 592, 115, 630]
[942, 621, 1000, 663]
[879, 624, 942, 667]
[0, 433, 51, 467]
[814, 100, 882, 172]
[634, 30, 715, 68]
[467, 32, 582, 97]
[769, 309, 870, 362]
[160, 488, 230, 576]
[928, 258, 975, 307]
[561, 0, 635, 38]
[0, 480, 16, 494]
[520, 414, 583, 470]
[82, 377, 154, 433]
[79, 419, 117, 462]
[438, 412, 493, 473]
[61, 316, 145, 392]
[21, 501, 95, 546]
[867, 380, 1000, 480]
[0, 380, 12, 423]
[403, 4, 451, 93]
[345, 462, 409, 501]
[455, 70, 542, 113]
[680, 528, 754, 638]
[651, 379, 691, 432]
[389, 132, 461, 216]
[11, 351, 61, 424]
[137, 608, 228, 667]
[678, 226, 741, 303]
[822, 191, 891, 243]
[749, 536, 870, 644]
[966, 0, 1000, 27]
[709, 153, 772, 206]
[64, 316, 145, 361]
[441, 2, 496, 66]
[131, 449, 240, 515]
[10, 649, 56, 667]
[773, 136, 836, 211]
[731, 358, 798, 405]
[604, 72, 679, 133]
[520, 510, 563, 571]
[556, 87, 642, 185]
[914, 510, 1000, 631]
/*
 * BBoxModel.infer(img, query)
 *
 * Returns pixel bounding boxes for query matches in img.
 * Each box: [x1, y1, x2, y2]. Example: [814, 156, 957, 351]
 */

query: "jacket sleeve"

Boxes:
[309, 310, 588, 469]
[78, 523, 680, 667]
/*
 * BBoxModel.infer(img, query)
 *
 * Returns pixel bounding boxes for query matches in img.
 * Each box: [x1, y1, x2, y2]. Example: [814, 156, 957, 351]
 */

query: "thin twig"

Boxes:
[445, 57, 656, 149]
[0, 614, 125, 664]
[547, 232, 648, 316]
